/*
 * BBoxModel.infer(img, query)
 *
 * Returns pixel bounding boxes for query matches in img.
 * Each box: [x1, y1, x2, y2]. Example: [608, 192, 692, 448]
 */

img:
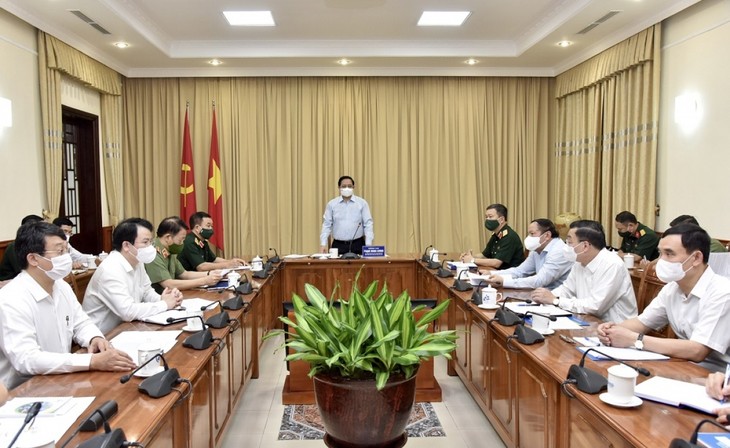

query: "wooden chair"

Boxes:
[636, 259, 675, 338]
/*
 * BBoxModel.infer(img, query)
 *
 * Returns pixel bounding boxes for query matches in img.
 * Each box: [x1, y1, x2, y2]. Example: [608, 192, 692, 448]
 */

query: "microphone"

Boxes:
[427, 252, 445, 270]
[199, 301, 235, 329]
[268, 247, 281, 264]
[7, 401, 42, 448]
[341, 223, 363, 260]
[493, 297, 532, 326]
[420, 244, 433, 263]
[59, 403, 129, 448]
[471, 281, 489, 305]
[80, 400, 118, 431]
[166, 316, 216, 350]
[566, 347, 651, 394]
[263, 255, 274, 272]
[508, 311, 558, 345]
[235, 281, 254, 295]
[436, 259, 454, 278]
[214, 291, 248, 310]
[669, 418, 730, 448]
[452, 268, 473, 292]
[253, 260, 269, 279]
[120, 352, 182, 398]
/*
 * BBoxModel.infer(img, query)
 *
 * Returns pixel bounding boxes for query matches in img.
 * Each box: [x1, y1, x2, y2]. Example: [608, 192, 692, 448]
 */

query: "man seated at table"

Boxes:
[615, 210, 660, 262]
[178, 211, 247, 272]
[52, 216, 96, 269]
[670, 214, 727, 253]
[83, 218, 182, 334]
[460, 203, 524, 270]
[146, 216, 224, 293]
[531, 220, 638, 323]
[0, 214, 45, 285]
[0, 222, 135, 388]
[598, 224, 730, 370]
[481, 218, 573, 290]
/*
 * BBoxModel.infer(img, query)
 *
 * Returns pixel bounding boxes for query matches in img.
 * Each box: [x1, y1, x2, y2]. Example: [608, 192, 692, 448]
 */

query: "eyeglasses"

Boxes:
[43, 247, 69, 256]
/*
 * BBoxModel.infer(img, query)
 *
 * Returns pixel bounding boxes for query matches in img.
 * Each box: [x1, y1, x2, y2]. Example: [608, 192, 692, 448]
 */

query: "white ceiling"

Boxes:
[1, 0, 700, 78]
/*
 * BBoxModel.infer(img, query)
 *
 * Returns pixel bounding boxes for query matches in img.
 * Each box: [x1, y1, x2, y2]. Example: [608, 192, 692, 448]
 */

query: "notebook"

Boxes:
[634, 376, 730, 414]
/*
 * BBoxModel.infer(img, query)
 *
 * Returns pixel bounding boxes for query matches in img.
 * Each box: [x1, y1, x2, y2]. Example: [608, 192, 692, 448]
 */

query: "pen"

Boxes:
[559, 334, 577, 344]
[721, 364, 730, 404]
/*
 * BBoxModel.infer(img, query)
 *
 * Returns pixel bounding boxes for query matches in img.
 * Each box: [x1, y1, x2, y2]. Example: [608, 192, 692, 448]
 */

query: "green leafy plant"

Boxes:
[266, 279, 457, 390]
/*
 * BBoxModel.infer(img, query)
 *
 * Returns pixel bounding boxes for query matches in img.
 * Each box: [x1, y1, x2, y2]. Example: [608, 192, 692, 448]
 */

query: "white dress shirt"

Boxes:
[320, 194, 374, 246]
[0, 271, 103, 388]
[83, 251, 165, 334]
[69, 243, 91, 263]
[639, 266, 730, 370]
[551, 248, 638, 323]
[499, 238, 573, 290]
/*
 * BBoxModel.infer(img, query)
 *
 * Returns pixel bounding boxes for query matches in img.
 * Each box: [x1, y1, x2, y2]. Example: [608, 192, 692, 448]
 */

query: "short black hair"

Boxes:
[52, 217, 74, 227]
[112, 218, 153, 251]
[338, 176, 355, 187]
[486, 203, 508, 220]
[615, 211, 637, 224]
[532, 218, 559, 238]
[570, 219, 606, 249]
[669, 214, 700, 227]
[21, 215, 44, 225]
[189, 211, 211, 229]
[662, 223, 710, 263]
[15, 222, 66, 270]
[157, 216, 188, 237]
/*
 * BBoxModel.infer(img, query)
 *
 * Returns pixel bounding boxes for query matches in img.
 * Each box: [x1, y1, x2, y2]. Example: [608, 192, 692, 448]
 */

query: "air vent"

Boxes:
[577, 10, 621, 35]
[68, 9, 112, 35]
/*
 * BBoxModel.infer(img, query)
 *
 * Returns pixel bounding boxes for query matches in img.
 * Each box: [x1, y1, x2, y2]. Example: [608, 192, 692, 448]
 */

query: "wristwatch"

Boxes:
[552, 298, 560, 307]
[634, 333, 645, 351]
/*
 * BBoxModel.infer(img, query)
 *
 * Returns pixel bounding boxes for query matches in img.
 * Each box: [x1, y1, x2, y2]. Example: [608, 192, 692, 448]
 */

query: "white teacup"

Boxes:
[481, 286, 502, 306]
[429, 249, 439, 263]
[606, 364, 639, 404]
[623, 254, 635, 269]
[531, 313, 551, 332]
[329, 248, 339, 259]
[137, 343, 162, 376]
[86, 255, 96, 269]
[187, 310, 204, 331]
[228, 272, 241, 288]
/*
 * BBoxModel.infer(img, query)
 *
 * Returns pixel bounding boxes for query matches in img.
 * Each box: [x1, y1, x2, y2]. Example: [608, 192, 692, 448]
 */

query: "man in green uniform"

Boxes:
[178, 211, 247, 272]
[0, 215, 45, 284]
[145, 217, 224, 294]
[669, 215, 727, 253]
[460, 203, 525, 270]
[615, 211, 660, 262]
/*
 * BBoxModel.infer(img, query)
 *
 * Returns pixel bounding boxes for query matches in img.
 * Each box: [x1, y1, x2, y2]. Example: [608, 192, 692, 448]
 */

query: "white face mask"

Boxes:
[135, 245, 158, 264]
[65, 234, 71, 242]
[563, 242, 586, 262]
[340, 187, 354, 198]
[524, 235, 542, 252]
[655, 252, 696, 283]
[38, 253, 73, 281]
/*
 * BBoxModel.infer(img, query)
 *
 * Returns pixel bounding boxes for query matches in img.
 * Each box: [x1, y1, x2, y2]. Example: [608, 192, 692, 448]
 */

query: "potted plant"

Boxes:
[268, 278, 456, 447]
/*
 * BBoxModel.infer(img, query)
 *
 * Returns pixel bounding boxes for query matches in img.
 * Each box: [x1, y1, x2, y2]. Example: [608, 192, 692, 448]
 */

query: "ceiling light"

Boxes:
[557, 40, 573, 47]
[464, 58, 479, 66]
[208, 59, 223, 66]
[223, 11, 275, 26]
[418, 11, 471, 26]
[113, 41, 130, 49]
[336, 59, 352, 66]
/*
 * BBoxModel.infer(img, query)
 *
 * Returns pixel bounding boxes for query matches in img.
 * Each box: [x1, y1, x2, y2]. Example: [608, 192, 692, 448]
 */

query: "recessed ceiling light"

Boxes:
[336, 59, 352, 66]
[223, 11, 275, 26]
[464, 58, 479, 66]
[208, 59, 223, 66]
[113, 41, 130, 49]
[418, 11, 471, 26]
[557, 40, 573, 47]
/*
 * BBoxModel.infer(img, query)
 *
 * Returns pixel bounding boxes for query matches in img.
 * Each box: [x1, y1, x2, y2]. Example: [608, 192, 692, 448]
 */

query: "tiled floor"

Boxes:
[220, 335, 505, 448]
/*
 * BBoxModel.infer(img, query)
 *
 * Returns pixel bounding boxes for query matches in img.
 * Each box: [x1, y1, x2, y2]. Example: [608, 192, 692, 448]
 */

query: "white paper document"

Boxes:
[635, 376, 730, 414]
[447, 261, 478, 269]
[504, 303, 572, 317]
[283, 254, 309, 259]
[110, 330, 182, 364]
[577, 346, 670, 361]
[0, 396, 94, 446]
[549, 317, 584, 330]
[573, 336, 602, 347]
[141, 298, 218, 325]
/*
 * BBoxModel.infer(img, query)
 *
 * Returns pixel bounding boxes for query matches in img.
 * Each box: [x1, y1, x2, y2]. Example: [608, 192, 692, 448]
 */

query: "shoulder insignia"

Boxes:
[500, 229, 509, 238]
[638, 229, 646, 237]
[195, 237, 204, 248]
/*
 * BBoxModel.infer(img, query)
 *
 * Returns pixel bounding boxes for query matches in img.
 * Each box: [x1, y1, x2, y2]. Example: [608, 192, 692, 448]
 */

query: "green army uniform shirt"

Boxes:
[710, 238, 727, 253]
[145, 238, 186, 294]
[619, 222, 659, 260]
[178, 232, 216, 272]
[482, 225, 525, 270]
[0, 242, 20, 281]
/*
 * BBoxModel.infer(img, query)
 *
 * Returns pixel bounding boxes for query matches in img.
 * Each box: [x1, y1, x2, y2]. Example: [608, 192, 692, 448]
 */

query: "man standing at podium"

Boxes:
[319, 176, 374, 256]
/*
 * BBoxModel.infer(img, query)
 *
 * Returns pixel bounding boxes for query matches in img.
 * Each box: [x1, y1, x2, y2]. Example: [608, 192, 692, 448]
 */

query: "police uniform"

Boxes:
[619, 222, 659, 260]
[482, 225, 525, 270]
[178, 233, 217, 272]
[145, 238, 186, 294]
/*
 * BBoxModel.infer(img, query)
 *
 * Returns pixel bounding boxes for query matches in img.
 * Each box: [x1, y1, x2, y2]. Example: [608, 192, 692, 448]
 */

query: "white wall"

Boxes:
[658, 0, 730, 238]
[0, 9, 44, 239]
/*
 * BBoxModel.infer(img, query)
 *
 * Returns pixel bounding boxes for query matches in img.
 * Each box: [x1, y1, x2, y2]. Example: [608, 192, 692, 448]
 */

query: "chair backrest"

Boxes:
[636, 259, 675, 338]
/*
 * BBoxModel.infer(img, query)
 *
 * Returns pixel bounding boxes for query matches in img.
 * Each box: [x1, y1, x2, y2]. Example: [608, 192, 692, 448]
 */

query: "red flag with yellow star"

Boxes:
[179, 105, 197, 222]
[207, 105, 225, 250]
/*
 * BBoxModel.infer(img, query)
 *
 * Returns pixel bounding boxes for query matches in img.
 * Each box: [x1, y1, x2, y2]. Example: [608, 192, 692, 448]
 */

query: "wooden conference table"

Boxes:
[10, 255, 715, 447]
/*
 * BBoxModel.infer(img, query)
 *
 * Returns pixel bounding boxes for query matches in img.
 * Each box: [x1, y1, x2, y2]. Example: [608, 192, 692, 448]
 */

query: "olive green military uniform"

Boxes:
[0, 242, 20, 281]
[482, 225, 525, 270]
[178, 232, 216, 272]
[145, 238, 186, 294]
[710, 238, 727, 253]
[619, 222, 659, 260]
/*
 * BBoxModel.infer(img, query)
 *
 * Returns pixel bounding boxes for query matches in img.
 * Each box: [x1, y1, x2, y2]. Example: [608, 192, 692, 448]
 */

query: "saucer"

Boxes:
[133, 365, 164, 378]
[182, 325, 203, 332]
[599, 393, 642, 408]
[535, 328, 555, 335]
[477, 303, 500, 310]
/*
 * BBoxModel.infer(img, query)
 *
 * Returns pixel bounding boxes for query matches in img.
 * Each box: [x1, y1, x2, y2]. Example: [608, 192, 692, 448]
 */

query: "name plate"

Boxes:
[361, 246, 386, 258]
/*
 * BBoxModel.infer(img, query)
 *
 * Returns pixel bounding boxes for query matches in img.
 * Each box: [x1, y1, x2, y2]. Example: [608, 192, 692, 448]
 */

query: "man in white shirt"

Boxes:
[599, 224, 730, 370]
[83, 218, 182, 334]
[0, 222, 135, 388]
[319, 176, 374, 255]
[53, 217, 95, 269]
[483, 218, 573, 290]
[531, 220, 637, 323]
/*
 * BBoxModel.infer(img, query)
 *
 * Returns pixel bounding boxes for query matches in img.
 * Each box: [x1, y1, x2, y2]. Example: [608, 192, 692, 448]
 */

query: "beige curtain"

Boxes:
[553, 25, 660, 247]
[122, 77, 552, 256]
[37, 33, 63, 220]
[100, 94, 123, 225]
